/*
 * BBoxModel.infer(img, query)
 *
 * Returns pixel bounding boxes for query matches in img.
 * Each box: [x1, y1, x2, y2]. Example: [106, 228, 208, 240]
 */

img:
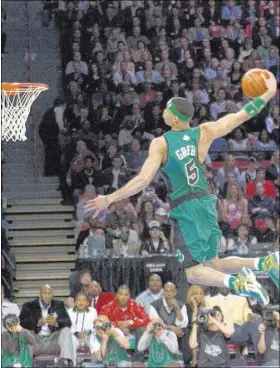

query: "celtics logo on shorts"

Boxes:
[176, 250, 184, 263]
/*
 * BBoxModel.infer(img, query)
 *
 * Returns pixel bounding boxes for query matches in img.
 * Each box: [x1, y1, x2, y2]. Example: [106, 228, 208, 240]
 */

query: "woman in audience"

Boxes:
[238, 38, 254, 63]
[227, 224, 257, 255]
[216, 154, 243, 193]
[252, 128, 278, 161]
[114, 50, 135, 73]
[265, 105, 279, 134]
[68, 292, 98, 366]
[100, 143, 127, 171]
[185, 285, 206, 367]
[228, 126, 251, 158]
[138, 199, 156, 240]
[227, 60, 242, 89]
[223, 183, 248, 228]
[131, 40, 152, 64]
[262, 216, 278, 243]
[86, 63, 102, 96]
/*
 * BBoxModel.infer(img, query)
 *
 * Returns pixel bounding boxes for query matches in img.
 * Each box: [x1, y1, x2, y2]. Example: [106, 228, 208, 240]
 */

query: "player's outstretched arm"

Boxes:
[84, 137, 166, 216]
[200, 71, 277, 143]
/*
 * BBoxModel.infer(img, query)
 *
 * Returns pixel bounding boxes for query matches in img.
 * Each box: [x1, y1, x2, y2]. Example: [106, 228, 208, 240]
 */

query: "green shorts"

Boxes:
[169, 195, 222, 267]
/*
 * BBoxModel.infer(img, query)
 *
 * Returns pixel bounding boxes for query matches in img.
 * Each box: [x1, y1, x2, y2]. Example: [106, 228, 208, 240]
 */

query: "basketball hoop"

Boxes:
[1, 82, 48, 141]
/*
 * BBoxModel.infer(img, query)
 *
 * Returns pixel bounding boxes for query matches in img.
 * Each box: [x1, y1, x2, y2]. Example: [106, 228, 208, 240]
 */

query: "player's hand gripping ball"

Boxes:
[241, 68, 270, 98]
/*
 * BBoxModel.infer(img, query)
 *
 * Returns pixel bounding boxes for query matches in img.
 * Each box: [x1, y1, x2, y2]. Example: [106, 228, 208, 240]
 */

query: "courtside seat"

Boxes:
[33, 354, 59, 368]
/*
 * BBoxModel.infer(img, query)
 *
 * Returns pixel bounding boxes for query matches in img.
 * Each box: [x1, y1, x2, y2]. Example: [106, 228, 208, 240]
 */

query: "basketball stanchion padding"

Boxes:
[1, 82, 48, 141]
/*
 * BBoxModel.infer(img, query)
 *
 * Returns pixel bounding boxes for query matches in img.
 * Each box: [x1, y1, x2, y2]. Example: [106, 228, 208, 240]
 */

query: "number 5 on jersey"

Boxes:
[185, 159, 199, 186]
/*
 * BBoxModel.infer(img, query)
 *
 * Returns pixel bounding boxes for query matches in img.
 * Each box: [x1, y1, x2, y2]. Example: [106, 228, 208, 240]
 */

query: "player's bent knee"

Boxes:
[185, 265, 202, 284]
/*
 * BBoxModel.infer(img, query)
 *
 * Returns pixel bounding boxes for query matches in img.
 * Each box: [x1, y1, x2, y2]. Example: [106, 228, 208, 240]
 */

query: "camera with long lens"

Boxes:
[4, 314, 20, 330]
[150, 322, 162, 334]
[197, 307, 216, 326]
[262, 305, 279, 326]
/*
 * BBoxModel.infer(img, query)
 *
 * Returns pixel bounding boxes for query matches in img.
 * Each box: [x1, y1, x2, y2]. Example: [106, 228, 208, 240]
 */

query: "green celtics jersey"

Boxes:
[162, 127, 208, 200]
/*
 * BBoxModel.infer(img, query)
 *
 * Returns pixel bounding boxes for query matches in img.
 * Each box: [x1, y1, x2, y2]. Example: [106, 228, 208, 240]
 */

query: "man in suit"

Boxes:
[19, 285, 74, 366]
[112, 225, 141, 257]
[88, 280, 115, 315]
[206, 287, 253, 327]
[101, 155, 131, 190]
[174, 37, 194, 63]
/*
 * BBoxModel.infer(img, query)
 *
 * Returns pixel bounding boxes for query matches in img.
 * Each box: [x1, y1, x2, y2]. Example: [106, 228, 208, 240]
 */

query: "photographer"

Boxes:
[2, 314, 36, 367]
[137, 319, 182, 368]
[253, 309, 280, 367]
[93, 315, 131, 367]
[189, 306, 245, 368]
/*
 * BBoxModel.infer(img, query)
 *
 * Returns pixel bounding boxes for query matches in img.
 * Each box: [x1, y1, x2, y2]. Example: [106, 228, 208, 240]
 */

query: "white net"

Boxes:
[1, 83, 48, 141]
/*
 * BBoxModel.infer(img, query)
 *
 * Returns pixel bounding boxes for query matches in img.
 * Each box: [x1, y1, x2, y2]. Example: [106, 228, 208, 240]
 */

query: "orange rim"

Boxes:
[2, 82, 49, 95]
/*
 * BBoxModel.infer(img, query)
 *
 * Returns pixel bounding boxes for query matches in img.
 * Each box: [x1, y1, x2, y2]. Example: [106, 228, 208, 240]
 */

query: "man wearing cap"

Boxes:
[85, 73, 279, 304]
[140, 221, 171, 256]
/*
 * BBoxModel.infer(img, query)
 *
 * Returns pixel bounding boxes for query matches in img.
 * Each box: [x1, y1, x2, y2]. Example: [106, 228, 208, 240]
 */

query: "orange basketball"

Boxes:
[241, 68, 269, 98]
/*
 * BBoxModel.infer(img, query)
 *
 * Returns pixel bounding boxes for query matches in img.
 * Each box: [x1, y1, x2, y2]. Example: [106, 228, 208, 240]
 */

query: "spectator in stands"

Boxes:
[210, 88, 228, 120]
[241, 156, 258, 185]
[19, 285, 74, 366]
[266, 149, 280, 186]
[222, 183, 248, 227]
[2, 314, 35, 367]
[1, 285, 20, 332]
[221, 0, 242, 23]
[216, 154, 243, 194]
[136, 273, 164, 314]
[65, 51, 89, 75]
[227, 224, 257, 255]
[239, 213, 263, 242]
[140, 221, 171, 255]
[155, 49, 178, 76]
[137, 199, 156, 240]
[188, 18, 210, 42]
[154, 207, 173, 244]
[102, 155, 131, 190]
[262, 215, 278, 243]
[93, 315, 131, 366]
[112, 225, 141, 257]
[252, 128, 278, 161]
[124, 139, 148, 171]
[76, 217, 106, 252]
[87, 281, 115, 315]
[228, 127, 251, 158]
[265, 105, 279, 135]
[100, 284, 150, 363]
[100, 143, 127, 171]
[253, 311, 280, 367]
[208, 137, 228, 161]
[67, 292, 97, 365]
[137, 319, 181, 368]
[206, 287, 253, 327]
[105, 198, 139, 237]
[248, 182, 275, 222]
[68, 270, 93, 308]
[72, 156, 100, 193]
[246, 167, 277, 199]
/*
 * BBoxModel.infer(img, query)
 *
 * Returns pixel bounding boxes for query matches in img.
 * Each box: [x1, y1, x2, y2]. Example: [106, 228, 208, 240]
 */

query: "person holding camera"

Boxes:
[189, 306, 239, 367]
[137, 319, 182, 368]
[2, 313, 36, 367]
[93, 315, 131, 367]
[253, 309, 280, 367]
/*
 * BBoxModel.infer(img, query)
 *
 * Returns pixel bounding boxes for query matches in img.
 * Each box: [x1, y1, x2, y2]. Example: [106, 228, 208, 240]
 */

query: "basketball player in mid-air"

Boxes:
[85, 70, 279, 305]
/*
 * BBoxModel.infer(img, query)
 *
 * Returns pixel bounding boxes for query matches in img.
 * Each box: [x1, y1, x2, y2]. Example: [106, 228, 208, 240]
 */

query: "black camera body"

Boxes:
[4, 314, 20, 330]
[262, 305, 279, 326]
[150, 322, 162, 334]
[197, 307, 216, 326]
[100, 322, 112, 331]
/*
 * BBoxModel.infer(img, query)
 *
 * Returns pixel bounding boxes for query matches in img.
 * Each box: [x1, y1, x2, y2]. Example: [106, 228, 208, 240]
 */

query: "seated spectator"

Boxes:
[131, 40, 152, 64]
[100, 285, 150, 362]
[76, 217, 106, 252]
[210, 88, 228, 120]
[136, 60, 161, 85]
[241, 156, 258, 185]
[124, 139, 148, 172]
[208, 137, 228, 161]
[19, 285, 74, 366]
[265, 105, 280, 134]
[262, 215, 278, 243]
[238, 213, 263, 242]
[67, 270, 93, 308]
[84, 63, 102, 96]
[138, 319, 181, 368]
[248, 182, 275, 222]
[228, 127, 251, 158]
[227, 224, 257, 255]
[2, 314, 35, 367]
[221, 0, 242, 24]
[184, 285, 206, 366]
[105, 198, 139, 237]
[253, 311, 280, 368]
[140, 221, 171, 255]
[112, 225, 141, 257]
[67, 292, 98, 365]
[114, 50, 135, 74]
[87, 281, 115, 315]
[154, 207, 173, 244]
[136, 187, 169, 215]
[218, 160, 244, 198]
[246, 167, 277, 199]
[188, 17, 210, 42]
[1, 285, 20, 332]
[137, 199, 156, 240]
[72, 156, 100, 192]
[222, 184, 248, 227]
[149, 282, 189, 338]
[155, 49, 178, 76]
[101, 155, 131, 191]
[252, 128, 278, 161]
[238, 38, 254, 63]
[65, 51, 89, 75]
[136, 273, 164, 314]
[127, 25, 150, 50]
[113, 61, 137, 87]
[93, 315, 131, 366]
[206, 287, 253, 327]
[266, 149, 280, 187]
[106, 28, 127, 59]
[100, 143, 127, 171]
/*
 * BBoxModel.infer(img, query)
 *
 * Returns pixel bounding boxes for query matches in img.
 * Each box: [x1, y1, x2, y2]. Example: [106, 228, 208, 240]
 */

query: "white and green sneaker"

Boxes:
[234, 267, 269, 305]
[261, 251, 280, 291]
